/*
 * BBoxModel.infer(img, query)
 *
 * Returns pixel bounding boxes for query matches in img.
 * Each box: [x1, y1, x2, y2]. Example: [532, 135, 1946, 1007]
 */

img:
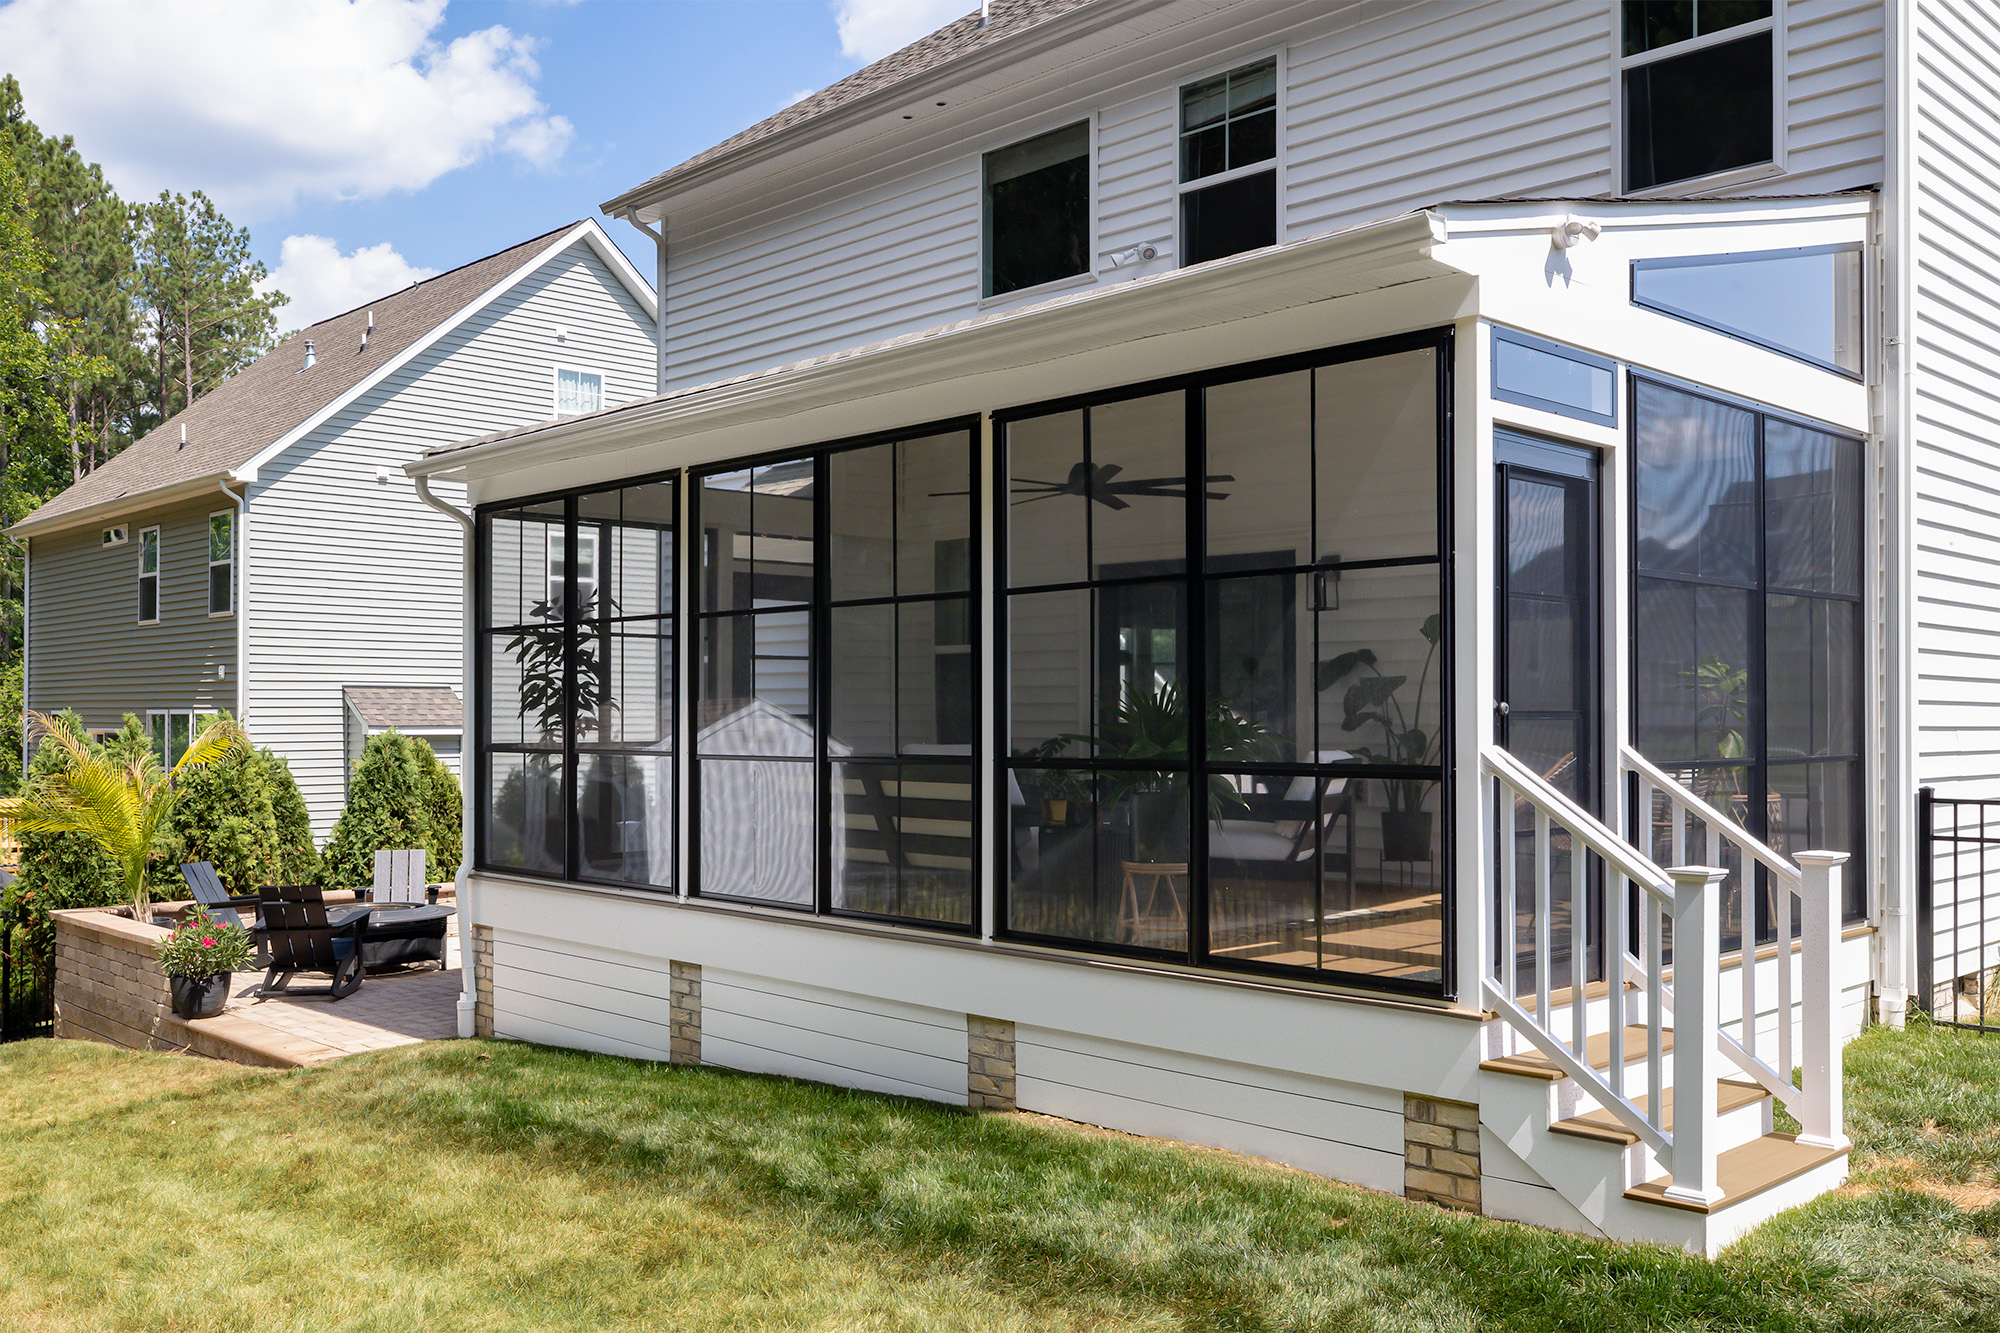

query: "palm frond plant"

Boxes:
[0, 711, 246, 923]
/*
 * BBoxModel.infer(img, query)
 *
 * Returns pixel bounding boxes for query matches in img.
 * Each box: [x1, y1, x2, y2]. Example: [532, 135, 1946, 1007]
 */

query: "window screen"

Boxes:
[1178, 59, 1278, 267]
[1623, 5, 1773, 191]
[983, 122, 1089, 297]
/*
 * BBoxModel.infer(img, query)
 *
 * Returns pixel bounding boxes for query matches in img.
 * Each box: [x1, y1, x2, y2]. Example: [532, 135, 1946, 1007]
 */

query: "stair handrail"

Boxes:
[1616, 746, 1849, 1152]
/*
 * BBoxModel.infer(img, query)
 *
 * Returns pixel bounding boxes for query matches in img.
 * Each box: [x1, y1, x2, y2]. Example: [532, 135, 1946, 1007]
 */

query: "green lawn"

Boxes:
[2, 1023, 2000, 1332]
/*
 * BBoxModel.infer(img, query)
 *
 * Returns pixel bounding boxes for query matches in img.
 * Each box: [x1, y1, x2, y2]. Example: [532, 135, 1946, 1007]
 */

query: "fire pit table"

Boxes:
[326, 901, 455, 972]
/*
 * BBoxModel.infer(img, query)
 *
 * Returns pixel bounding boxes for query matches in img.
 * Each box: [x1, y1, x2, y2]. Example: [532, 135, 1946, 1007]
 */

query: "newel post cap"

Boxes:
[1793, 850, 1850, 868]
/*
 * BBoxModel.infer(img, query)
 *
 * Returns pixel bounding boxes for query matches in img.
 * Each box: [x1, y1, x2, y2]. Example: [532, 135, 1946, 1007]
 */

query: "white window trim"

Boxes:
[1616, 8, 1786, 197]
[206, 509, 235, 618]
[136, 525, 161, 626]
[976, 112, 1099, 308]
[551, 364, 608, 418]
[1174, 48, 1287, 266]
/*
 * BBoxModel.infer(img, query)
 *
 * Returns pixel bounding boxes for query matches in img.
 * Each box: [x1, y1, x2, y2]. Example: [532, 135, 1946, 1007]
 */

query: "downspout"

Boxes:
[621, 209, 667, 393]
[216, 478, 247, 722]
[1879, 0, 1917, 1028]
[412, 473, 478, 1039]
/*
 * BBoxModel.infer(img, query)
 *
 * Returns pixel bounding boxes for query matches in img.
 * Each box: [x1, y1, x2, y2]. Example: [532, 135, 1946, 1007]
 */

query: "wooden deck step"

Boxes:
[1625, 1133, 1847, 1213]
[1548, 1079, 1769, 1145]
[1479, 1025, 1675, 1081]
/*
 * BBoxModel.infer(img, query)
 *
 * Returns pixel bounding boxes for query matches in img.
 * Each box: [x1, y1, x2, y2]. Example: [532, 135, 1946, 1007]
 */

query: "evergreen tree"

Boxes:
[132, 190, 285, 424]
[414, 739, 463, 876]
[320, 732, 431, 890]
[267, 751, 319, 886]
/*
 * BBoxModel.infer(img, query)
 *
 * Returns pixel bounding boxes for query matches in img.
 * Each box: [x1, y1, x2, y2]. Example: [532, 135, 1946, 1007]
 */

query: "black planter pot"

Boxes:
[1381, 810, 1434, 863]
[170, 972, 232, 1019]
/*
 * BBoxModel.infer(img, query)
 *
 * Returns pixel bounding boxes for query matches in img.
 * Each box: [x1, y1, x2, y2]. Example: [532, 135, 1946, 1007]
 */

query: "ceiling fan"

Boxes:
[935, 461, 1233, 508]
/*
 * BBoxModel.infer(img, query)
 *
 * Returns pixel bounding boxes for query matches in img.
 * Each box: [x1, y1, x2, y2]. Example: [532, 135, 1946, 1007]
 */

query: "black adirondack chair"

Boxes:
[180, 861, 253, 930]
[253, 884, 368, 1000]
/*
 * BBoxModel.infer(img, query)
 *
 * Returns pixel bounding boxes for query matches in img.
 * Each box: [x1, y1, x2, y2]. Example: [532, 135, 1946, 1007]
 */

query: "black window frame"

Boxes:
[1620, 4, 1778, 193]
[475, 472, 681, 891]
[1631, 244, 1866, 380]
[992, 328, 1457, 1000]
[688, 417, 984, 934]
[1626, 369, 1868, 932]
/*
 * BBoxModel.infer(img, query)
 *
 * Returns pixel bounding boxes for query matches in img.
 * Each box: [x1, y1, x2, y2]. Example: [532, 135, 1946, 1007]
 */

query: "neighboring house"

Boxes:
[410, 0, 1978, 1252]
[13, 220, 656, 836]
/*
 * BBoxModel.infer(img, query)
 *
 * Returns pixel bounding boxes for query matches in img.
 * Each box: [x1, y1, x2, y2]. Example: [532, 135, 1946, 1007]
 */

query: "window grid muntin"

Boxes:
[994, 330, 1453, 997]
[1620, 5, 1777, 193]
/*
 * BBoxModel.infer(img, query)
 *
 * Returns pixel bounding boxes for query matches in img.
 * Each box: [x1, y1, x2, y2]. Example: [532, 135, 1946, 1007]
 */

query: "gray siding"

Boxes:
[26, 495, 238, 731]
[249, 240, 655, 838]
[1911, 0, 2000, 790]
[661, 0, 1885, 390]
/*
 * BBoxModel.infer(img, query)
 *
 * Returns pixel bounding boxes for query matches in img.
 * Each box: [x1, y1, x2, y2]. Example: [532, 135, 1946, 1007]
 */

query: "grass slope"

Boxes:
[0, 1022, 1998, 1331]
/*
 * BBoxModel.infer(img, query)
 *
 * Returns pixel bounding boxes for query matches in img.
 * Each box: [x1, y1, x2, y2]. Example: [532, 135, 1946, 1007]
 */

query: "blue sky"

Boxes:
[0, 0, 969, 327]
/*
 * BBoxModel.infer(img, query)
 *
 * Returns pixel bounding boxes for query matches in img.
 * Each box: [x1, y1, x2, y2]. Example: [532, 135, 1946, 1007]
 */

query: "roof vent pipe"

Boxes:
[362, 310, 373, 351]
[179, 423, 186, 449]
[980, 0, 990, 25]
[302, 339, 315, 371]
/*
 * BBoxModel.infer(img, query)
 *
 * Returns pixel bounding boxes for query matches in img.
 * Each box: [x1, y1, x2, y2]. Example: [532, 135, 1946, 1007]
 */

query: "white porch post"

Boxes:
[1795, 851, 1851, 1150]
[1666, 865, 1727, 1205]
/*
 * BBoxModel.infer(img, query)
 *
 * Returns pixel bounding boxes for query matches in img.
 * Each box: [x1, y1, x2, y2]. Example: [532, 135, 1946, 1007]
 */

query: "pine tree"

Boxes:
[320, 732, 431, 890]
[132, 190, 285, 425]
[414, 739, 463, 876]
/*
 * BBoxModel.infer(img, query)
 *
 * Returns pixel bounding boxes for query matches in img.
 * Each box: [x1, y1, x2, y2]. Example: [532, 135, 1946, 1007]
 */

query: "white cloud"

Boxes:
[832, 0, 971, 64]
[0, 0, 574, 217]
[259, 234, 440, 330]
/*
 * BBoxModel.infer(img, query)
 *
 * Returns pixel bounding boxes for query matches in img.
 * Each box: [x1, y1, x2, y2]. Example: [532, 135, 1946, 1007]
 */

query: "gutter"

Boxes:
[411, 473, 479, 1041]
[9, 470, 239, 543]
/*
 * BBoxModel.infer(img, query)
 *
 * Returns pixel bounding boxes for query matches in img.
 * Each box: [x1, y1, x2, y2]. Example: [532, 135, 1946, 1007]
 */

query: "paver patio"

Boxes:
[213, 929, 463, 1062]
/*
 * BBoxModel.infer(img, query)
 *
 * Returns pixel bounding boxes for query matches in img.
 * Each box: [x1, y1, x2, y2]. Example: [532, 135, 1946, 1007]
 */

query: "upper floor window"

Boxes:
[555, 367, 603, 417]
[1623, 2, 1775, 191]
[137, 526, 160, 624]
[983, 121, 1089, 298]
[1179, 58, 1278, 267]
[207, 512, 233, 615]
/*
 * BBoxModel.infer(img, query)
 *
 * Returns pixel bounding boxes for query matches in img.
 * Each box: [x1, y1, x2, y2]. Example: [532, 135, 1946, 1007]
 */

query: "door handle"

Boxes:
[1495, 701, 1510, 717]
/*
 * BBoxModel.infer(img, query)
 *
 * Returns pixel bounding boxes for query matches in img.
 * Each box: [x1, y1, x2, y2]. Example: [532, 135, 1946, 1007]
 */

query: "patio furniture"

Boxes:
[252, 884, 367, 1000]
[1118, 860, 1188, 943]
[180, 861, 256, 929]
[372, 848, 429, 904]
[357, 902, 454, 971]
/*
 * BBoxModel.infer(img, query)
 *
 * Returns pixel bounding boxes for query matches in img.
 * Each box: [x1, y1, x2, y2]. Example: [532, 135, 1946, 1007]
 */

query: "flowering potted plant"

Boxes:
[156, 909, 253, 1018]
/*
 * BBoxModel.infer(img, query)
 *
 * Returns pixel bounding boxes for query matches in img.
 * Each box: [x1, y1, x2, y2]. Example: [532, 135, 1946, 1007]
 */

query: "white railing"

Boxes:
[1618, 745, 1848, 1151]
[1484, 744, 1851, 1205]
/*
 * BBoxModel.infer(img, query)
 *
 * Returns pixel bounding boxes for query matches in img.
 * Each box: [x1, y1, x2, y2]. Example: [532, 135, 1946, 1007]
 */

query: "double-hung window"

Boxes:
[555, 367, 603, 417]
[1179, 58, 1278, 267]
[983, 122, 1090, 298]
[207, 512, 233, 615]
[137, 526, 160, 623]
[1622, 2, 1777, 192]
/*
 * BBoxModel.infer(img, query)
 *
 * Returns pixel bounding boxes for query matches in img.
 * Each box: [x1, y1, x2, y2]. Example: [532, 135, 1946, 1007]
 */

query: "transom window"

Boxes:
[1000, 334, 1449, 995]
[1178, 58, 1278, 267]
[983, 122, 1089, 298]
[137, 526, 160, 624]
[207, 511, 233, 615]
[1631, 376, 1866, 939]
[1622, 2, 1775, 192]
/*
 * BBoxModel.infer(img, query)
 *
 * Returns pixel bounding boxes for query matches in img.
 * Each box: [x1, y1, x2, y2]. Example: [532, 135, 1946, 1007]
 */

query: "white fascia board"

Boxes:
[233, 221, 627, 484]
[367, 725, 461, 737]
[8, 471, 242, 540]
[413, 209, 1452, 482]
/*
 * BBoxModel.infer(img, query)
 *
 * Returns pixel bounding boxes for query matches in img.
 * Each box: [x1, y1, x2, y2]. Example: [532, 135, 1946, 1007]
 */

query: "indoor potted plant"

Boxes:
[1077, 679, 1275, 862]
[1318, 612, 1443, 862]
[157, 909, 253, 1018]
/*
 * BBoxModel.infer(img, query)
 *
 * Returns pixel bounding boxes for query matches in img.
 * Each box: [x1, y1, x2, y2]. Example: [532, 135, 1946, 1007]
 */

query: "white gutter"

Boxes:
[216, 478, 247, 723]
[411, 473, 479, 1040]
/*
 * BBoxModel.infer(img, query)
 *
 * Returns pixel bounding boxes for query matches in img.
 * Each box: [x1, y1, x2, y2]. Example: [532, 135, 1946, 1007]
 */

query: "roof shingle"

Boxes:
[344, 686, 464, 731]
[14, 223, 580, 534]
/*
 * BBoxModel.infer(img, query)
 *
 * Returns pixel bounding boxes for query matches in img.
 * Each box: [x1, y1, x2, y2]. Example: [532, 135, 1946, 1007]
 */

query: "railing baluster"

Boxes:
[1536, 810, 1552, 1030]
[1645, 895, 1664, 1132]
[1776, 859, 1793, 1094]
[1570, 832, 1587, 1057]
[1501, 780, 1517, 1008]
[1741, 841, 1757, 1064]
[1671, 789, 1686, 867]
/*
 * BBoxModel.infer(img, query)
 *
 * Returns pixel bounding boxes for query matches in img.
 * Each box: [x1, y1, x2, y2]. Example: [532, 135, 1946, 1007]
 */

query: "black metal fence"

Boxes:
[0, 926, 52, 1042]
[1917, 786, 2000, 1031]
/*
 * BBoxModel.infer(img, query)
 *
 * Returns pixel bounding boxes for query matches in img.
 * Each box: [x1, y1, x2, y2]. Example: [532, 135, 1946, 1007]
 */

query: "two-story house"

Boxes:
[13, 220, 656, 836]
[407, 1, 1982, 1251]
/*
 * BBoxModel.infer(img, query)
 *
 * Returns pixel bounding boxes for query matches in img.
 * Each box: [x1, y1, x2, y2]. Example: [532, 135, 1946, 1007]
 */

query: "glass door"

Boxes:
[1495, 432, 1600, 989]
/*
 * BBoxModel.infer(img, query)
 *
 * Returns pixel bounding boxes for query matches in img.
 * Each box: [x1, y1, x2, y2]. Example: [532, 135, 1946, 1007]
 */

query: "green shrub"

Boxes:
[320, 732, 457, 889]
[267, 752, 319, 886]
[155, 726, 318, 894]
[0, 663, 22, 798]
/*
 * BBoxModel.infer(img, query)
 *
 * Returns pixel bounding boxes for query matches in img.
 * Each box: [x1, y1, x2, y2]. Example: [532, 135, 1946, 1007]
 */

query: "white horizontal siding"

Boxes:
[1758, 0, 1887, 194]
[1013, 1024, 1407, 1192]
[701, 968, 970, 1104]
[249, 241, 655, 838]
[489, 931, 679, 1061]
[27, 495, 236, 729]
